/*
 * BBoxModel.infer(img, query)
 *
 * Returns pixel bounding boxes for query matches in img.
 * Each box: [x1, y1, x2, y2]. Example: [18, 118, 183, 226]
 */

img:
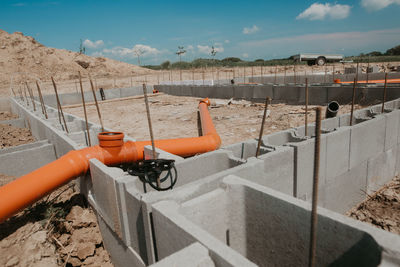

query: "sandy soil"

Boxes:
[0, 111, 18, 121]
[348, 176, 400, 234]
[0, 123, 35, 148]
[0, 116, 113, 266]
[64, 94, 359, 146]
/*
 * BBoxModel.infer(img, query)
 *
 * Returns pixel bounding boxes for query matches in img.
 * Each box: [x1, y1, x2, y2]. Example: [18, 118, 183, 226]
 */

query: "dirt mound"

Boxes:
[0, 111, 18, 121]
[0, 123, 35, 148]
[0, 178, 113, 267]
[0, 29, 153, 95]
[348, 176, 400, 234]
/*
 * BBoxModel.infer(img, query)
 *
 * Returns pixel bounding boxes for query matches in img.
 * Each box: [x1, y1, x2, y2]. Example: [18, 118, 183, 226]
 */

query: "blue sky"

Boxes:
[1, 0, 400, 65]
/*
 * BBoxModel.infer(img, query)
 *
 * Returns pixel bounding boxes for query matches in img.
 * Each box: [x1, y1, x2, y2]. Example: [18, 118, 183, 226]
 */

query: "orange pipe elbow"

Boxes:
[0, 99, 220, 222]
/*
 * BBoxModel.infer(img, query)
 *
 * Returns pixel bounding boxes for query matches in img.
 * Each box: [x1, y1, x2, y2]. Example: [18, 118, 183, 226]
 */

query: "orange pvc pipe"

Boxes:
[0, 98, 220, 222]
[334, 78, 400, 84]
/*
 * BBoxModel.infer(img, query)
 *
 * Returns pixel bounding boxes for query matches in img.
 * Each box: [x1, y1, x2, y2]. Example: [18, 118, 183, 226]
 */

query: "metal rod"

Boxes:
[294, 63, 297, 85]
[26, 82, 36, 111]
[381, 73, 388, 113]
[89, 75, 104, 132]
[256, 97, 270, 157]
[142, 83, 161, 187]
[51, 77, 69, 133]
[35, 81, 48, 119]
[308, 107, 322, 267]
[350, 78, 357, 126]
[79, 72, 91, 146]
[332, 65, 335, 83]
[284, 65, 287, 84]
[305, 78, 309, 136]
[366, 58, 370, 84]
[274, 65, 277, 84]
[23, 84, 29, 106]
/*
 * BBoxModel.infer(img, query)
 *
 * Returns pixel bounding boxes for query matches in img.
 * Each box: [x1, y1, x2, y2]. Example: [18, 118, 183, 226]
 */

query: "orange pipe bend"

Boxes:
[0, 98, 221, 222]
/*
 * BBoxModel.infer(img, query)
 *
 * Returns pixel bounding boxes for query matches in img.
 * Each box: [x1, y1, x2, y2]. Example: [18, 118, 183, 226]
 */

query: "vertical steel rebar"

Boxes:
[51, 77, 69, 133]
[89, 76, 104, 132]
[256, 97, 270, 157]
[284, 65, 287, 84]
[308, 107, 322, 267]
[294, 63, 297, 85]
[79, 72, 91, 146]
[274, 65, 277, 84]
[305, 78, 309, 136]
[142, 83, 161, 187]
[26, 82, 36, 111]
[332, 65, 335, 83]
[35, 81, 48, 119]
[382, 73, 388, 113]
[350, 78, 357, 126]
[23, 84, 29, 106]
[366, 58, 370, 84]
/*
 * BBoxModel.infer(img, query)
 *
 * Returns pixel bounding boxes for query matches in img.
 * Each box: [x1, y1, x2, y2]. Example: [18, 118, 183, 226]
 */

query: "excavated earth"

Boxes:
[0, 112, 113, 267]
[348, 176, 400, 235]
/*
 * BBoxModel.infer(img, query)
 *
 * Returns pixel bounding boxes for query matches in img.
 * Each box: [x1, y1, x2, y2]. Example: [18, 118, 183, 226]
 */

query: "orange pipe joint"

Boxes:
[0, 98, 220, 222]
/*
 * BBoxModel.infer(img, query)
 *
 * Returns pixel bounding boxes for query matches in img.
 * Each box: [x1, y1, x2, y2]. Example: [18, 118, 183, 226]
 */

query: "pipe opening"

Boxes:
[326, 101, 339, 118]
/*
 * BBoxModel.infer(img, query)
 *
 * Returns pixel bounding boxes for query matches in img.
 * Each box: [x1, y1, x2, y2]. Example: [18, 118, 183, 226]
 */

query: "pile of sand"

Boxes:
[0, 29, 153, 95]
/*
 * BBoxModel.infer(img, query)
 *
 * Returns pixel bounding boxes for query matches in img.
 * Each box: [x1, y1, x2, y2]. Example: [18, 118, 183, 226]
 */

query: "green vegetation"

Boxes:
[144, 44, 400, 70]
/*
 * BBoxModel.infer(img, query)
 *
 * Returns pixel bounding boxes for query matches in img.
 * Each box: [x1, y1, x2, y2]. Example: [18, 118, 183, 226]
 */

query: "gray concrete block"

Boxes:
[367, 148, 397, 193]
[384, 110, 400, 150]
[261, 129, 306, 147]
[90, 159, 126, 238]
[349, 115, 386, 169]
[153, 175, 386, 267]
[0, 142, 56, 177]
[273, 86, 299, 103]
[97, 215, 146, 267]
[233, 86, 253, 100]
[323, 161, 367, 213]
[0, 118, 26, 128]
[252, 85, 273, 101]
[325, 128, 351, 180]
[149, 243, 215, 267]
[289, 135, 327, 201]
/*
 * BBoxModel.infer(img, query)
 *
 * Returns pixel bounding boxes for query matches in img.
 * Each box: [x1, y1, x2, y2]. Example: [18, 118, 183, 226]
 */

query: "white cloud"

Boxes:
[361, 0, 400, 11]
[224, 40, 230, 44]
[83, 39, 104, 49]
[297, 3, 351, 20]
[197, 44, 224, 55]
[243, 25, 259, 35]
[102, 44, 162, 58]
[242, 53, 249, 58]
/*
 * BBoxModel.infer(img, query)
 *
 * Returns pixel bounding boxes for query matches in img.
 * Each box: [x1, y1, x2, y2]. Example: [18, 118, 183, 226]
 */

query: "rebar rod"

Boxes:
[256, 97, 270, 157]
[51, 77, 69, 133]
[35, 81, 48, 119]
[79, 72, 91, 146]
[350, 78, 357, 126]
[382, 73, 388, 113]
[308, 107, 322, 267]
[305, 78, 309, 136]
[89, 76, 104, 132]
[26, 82, 36, 111]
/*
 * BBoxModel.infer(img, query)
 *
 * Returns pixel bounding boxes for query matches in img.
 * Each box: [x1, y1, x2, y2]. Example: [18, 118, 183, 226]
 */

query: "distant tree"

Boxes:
[133, 47, 144, 65]
[367, 51, 383, 56]
[79, 39, 86, 54]
[255, 59, 264, 62]
[161, 60, 171, 69]
[222, 57, 242, 63]
[385, 45, 400, 56]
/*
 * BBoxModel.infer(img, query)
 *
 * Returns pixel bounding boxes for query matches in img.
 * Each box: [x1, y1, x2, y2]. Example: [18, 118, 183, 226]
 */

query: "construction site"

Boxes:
[1, 29, 400, 267]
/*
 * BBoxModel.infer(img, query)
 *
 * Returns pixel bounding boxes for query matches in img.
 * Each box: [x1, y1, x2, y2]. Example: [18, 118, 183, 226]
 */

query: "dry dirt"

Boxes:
[0, 115, 113, 266]
[64, 94, 360, 146]
[0, 123, 35, 148]
[348, 176, 400, 234]
[0, 111, 18, 121]
[0, 29, 153, 96]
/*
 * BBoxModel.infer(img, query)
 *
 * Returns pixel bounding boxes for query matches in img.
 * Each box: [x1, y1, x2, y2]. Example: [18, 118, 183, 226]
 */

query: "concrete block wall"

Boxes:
[4, 87, 400, 266]
[155, 84, 400, 105]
